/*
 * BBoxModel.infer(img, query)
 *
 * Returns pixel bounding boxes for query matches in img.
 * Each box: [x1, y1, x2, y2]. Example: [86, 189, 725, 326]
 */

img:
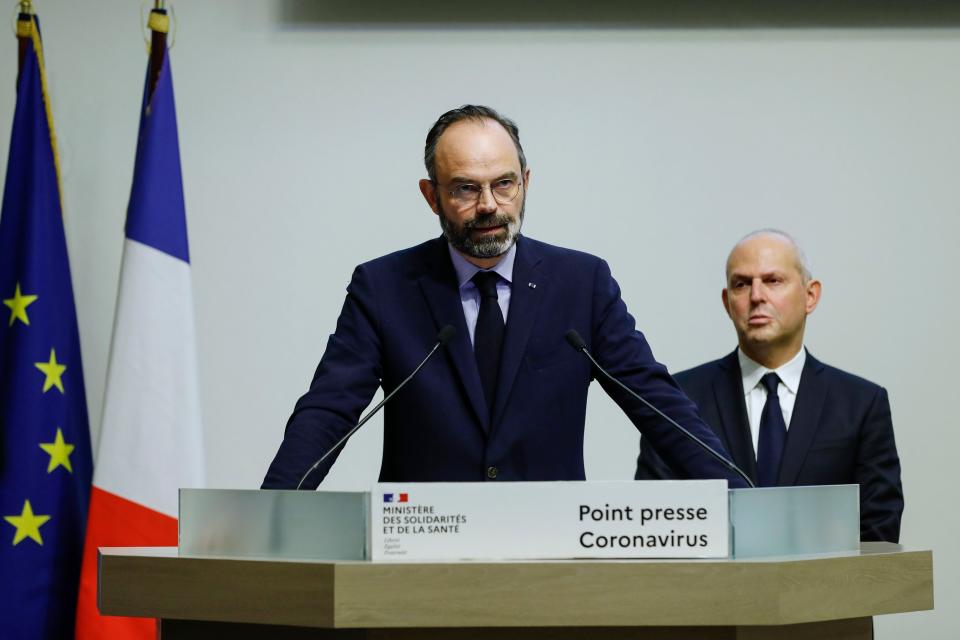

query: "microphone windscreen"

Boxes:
[565, 329, 586, 351]
[437, 325, 457, 346]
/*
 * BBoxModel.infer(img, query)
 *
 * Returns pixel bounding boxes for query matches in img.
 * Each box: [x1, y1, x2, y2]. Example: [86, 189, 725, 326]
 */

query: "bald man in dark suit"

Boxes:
[636, 230, 903, 542]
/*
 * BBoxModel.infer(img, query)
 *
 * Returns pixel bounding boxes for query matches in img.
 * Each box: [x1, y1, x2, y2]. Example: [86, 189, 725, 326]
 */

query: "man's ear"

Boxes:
[721, 288, 732, 318]
[419, 179, 440, 215]
[805, 279, 822, 315]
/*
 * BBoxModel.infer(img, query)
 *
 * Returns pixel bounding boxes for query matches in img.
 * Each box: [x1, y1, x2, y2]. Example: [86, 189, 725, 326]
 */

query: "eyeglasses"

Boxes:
[435, 178, 523, 208]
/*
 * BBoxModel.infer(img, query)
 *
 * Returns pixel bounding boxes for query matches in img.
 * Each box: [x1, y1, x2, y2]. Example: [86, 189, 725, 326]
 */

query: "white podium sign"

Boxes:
[370, 480, 728, 561]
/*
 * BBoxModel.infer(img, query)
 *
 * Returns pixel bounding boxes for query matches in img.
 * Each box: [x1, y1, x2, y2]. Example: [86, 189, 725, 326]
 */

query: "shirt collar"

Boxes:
[738, 346, 806, 396]
[447, 242, 517, 289]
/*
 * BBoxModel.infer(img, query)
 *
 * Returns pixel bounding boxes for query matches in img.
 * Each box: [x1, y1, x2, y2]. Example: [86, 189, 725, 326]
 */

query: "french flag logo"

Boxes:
[383, 493, 409, 503]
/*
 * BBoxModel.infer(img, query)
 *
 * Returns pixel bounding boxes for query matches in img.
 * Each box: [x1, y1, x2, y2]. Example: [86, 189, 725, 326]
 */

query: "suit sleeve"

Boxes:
[261, 264, 383, 489]
[589, 260, 747, 488]
[635, 434, 681, 480]
[856, 387, 904, 542]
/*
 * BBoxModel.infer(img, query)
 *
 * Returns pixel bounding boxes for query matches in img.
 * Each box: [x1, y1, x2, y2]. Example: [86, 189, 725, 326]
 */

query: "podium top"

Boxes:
[97, 542, 932, 629]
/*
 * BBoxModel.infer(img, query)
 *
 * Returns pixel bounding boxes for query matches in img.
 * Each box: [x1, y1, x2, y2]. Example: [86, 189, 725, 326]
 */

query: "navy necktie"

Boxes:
[472, 271, 504, 412]
[757, 372, 787, 487]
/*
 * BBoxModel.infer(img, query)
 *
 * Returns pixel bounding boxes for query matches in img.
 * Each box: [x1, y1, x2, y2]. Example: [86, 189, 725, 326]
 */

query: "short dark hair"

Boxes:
[424, 105, 527, 182]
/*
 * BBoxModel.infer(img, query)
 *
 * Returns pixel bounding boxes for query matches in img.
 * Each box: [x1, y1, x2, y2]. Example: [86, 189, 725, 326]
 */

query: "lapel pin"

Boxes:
[528, 282, 537, 289]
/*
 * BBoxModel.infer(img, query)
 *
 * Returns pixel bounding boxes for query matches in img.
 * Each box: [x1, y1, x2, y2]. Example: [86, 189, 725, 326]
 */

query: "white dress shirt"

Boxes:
[447, 243, 516, 347]
[738, 347, 806, 459]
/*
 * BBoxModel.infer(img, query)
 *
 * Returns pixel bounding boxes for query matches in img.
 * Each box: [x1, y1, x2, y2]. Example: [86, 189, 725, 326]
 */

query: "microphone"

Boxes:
[564, 330, 755, 489]
[296, 325, 456, 490]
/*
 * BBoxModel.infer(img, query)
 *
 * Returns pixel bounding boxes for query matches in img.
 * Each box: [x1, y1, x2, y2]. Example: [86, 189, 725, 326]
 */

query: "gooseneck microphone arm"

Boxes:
[564, 330, 755, 489]
[296, 325, 457, 490]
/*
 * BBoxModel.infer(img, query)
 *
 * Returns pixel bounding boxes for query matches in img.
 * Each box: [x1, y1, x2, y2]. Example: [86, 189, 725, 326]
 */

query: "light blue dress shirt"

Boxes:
[447, 243, 516, 347]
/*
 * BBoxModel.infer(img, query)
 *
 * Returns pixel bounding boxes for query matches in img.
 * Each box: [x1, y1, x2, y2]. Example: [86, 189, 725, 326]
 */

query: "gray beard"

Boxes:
[438, 200, 524, 259]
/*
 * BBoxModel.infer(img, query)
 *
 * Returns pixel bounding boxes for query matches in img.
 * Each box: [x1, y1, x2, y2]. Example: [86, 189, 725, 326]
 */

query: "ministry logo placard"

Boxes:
[370, 481, 728, 561]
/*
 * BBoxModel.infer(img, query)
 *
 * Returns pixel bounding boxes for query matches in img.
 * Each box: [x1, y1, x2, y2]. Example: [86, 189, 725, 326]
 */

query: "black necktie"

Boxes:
[757, 372, 787, 487]
[472, 271, 504, 412]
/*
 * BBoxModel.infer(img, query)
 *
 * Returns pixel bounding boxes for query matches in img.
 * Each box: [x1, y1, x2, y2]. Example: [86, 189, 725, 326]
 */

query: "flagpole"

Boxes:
[147, 2, 169, 98]
[16, 2, 34, 76]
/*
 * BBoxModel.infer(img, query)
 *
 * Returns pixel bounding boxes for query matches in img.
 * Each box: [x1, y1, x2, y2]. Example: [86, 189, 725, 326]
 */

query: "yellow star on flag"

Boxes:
[4, 499, 51, 546]
[3, 282, 38, 327]
[34, 348, 66, 394]
[39, 428, 75, 473]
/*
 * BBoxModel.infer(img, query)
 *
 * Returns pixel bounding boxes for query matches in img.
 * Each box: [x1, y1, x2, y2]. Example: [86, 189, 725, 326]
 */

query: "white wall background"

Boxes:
[1, 2, 957, 637]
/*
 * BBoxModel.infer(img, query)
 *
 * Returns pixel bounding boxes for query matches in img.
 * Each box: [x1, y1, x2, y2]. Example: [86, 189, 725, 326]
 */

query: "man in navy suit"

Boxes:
[262, 105, 747, 490]
[636, 230, 903, 542]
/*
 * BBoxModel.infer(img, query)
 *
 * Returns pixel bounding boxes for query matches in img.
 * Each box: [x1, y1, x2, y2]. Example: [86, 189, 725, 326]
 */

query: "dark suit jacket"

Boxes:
[262, 236, 748, 489]
[636, 350, 904, 542]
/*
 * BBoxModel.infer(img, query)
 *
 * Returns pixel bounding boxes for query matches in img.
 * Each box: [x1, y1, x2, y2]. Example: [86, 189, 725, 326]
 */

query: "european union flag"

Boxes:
[0, 13, 93, 639]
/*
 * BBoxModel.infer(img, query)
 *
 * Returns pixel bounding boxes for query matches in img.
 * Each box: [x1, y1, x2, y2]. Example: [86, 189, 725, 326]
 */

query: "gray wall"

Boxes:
[1, 2, 956, 637]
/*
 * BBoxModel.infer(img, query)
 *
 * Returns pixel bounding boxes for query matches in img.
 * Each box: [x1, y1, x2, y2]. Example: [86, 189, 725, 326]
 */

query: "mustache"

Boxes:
[463, 213, 513, 230]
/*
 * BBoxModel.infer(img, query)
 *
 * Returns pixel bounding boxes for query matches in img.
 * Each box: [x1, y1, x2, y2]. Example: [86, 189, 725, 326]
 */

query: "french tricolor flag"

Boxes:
[75, 14, 204, 639]
[384, 493, 409, 503]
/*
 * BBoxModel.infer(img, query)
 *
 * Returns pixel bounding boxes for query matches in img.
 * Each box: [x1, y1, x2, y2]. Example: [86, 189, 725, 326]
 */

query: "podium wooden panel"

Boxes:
[98, 542, 932, 640]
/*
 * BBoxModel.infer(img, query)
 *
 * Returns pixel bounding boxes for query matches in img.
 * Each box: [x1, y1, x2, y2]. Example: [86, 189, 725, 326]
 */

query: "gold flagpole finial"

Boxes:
[141, 0, 175, 52]
[146, 0, 169, 35]
[16, 1, 34, 38]
[147, 9, 169, 35]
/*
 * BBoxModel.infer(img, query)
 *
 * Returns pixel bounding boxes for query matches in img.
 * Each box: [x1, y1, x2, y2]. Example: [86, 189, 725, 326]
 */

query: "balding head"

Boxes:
[726, 229, 812, 284]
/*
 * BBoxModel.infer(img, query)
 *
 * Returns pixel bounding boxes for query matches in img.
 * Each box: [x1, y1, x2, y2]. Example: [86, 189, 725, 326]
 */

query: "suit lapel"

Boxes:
[778, 352, 827, 485]
[417, 238, 489, 431]
[712, 351, 758, 482]
[491, 237, 543, 430]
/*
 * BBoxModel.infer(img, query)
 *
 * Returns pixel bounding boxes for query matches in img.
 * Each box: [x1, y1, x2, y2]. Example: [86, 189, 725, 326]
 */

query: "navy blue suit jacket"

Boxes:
[636, 350, 903, 542]
[262, 236, 748, 489]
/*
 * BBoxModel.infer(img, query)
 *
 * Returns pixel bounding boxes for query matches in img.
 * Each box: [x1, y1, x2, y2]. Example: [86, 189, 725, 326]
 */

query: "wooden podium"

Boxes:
[98, 542, 932, 639]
